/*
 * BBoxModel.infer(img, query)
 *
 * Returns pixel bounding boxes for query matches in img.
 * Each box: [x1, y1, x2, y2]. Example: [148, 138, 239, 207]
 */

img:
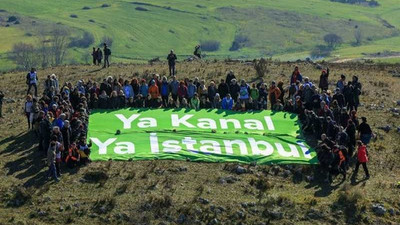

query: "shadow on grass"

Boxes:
[1, 131, 81, 188]
[304, 167, 345, 197]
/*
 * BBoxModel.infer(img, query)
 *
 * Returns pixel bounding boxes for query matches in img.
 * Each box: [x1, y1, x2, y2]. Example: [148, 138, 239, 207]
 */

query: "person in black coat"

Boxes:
[229, 79, 240, 102]
[167, 50, 177, 76]
[217, 79, 229, 98]
[225, 70, 236, 85]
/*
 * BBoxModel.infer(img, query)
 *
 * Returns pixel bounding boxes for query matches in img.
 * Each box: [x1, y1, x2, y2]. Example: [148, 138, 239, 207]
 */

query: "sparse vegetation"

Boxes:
[0, 61, 400, 224]
[200, 40, 220, 52]
[324, 33, 343, 49]
[69, 31, 95, 48]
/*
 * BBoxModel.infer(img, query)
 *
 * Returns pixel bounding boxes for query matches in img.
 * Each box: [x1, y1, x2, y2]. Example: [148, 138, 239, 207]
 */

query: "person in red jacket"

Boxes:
[354, 140, 370, 179]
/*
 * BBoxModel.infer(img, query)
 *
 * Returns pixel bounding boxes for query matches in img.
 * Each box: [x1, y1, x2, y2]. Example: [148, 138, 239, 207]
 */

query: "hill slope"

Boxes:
[1, 0, 400, 71]
[0, 61, 400, 224]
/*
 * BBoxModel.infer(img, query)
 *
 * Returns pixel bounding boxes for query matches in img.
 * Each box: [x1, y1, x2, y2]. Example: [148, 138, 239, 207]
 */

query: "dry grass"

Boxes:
[0, 61, 400, 224]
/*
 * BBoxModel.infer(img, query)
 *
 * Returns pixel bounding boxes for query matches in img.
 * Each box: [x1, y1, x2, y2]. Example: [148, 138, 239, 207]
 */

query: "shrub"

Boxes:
[229, 34, 250, 51]
[323, 33, 343, 48]
[69, 31, 95, 48]
[14, 20, 20, 25]
[7, 16, 17, 22]
[88, 19, 95, 23]
[200, 40, 220, 52]
[82, 6, 91, 10]
[135, 7, 148, 11]
[253, 58, 269, 77]
[70, 14, 78, 18]
[310, 45, 332, 59]
[101, 3, 110, 8]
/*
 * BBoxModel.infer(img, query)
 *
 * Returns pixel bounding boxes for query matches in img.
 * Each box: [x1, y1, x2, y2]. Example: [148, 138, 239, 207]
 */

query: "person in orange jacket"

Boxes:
[66, 142, 80, 168]
[268, 81, 281, 110]
[148, 81, 160, 99]
[354, 140, 370, 179]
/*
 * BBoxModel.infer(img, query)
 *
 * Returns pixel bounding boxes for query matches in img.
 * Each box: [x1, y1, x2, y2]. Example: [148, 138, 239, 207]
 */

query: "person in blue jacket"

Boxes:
[161, 76, 169, 107]
[222, 93, 234, 110]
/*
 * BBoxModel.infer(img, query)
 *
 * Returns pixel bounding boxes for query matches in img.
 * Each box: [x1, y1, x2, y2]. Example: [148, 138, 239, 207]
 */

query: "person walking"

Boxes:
[353, 140, 370, 179]
[167, 50, 177, 76]
[103, 43, 111, 68]
[26, 68, 38, 96]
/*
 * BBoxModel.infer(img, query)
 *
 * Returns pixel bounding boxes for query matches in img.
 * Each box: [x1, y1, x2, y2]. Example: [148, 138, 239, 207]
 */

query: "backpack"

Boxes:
[106, 48, 111, 55]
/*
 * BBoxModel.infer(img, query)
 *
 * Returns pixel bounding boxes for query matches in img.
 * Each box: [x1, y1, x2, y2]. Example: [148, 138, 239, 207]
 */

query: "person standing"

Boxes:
[103, 43, 111, 68]
[167, 50, 177, 76]
[91, 47, 97, 65]
[97, 48, 103, 65]
[358, 117, 373, 145]
[194, 45, 201, 58]
[47, 141, 59, 182]
[26, 68, 38, 96]
[318, 67, 330, 91]
[268, 81, 281, 110]
[354, 140, 370, 179]
[0, 90, 4, 118]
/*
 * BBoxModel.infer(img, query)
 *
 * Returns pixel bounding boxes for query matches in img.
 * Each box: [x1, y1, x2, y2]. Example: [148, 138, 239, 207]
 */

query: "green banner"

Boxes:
[88, 109, 318, 165]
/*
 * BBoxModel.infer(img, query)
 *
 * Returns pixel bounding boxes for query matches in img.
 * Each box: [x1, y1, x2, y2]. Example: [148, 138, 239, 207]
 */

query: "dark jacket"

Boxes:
[167, 53, 177, 65]
[318, 68, 330, 90]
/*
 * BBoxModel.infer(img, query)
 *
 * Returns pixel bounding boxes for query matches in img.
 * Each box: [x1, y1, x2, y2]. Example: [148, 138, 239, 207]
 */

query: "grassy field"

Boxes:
[0, 61, 400, 224]
[1, 0, 400, 71]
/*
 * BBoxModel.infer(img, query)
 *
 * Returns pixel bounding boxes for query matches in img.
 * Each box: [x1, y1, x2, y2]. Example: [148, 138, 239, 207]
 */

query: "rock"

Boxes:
[59, 206, 64, 212]
[282, 170, 292, 178]
[177, 214, 186, 224]
[241, 202, 248, 208]
[235, 166, 247, 174]
[38, 210, 47, 217]
[218, 176, 238, 184]
[269, 209, 283, 220]
[390, 108, 400, 113]
[198, 197, 209, 204]
[4, 98, 16, 103]
[388, 208, 395, 216]
[306, 209, 324, 220]
[237, 210, 245, 219]
[371, 204, 386, 216]
[378, 125, 391, 133]
[271, 166, 280, 175]
[306, 175, 314, 182]
[209, 218, 219, 225]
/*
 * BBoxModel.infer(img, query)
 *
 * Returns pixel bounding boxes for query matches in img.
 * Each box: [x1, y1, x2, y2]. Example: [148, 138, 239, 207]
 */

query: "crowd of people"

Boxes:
[21, 64, 372, 183]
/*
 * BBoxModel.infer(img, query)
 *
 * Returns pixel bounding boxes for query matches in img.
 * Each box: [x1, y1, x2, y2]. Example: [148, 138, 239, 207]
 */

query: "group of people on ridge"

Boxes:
[21, 63, 372, 183]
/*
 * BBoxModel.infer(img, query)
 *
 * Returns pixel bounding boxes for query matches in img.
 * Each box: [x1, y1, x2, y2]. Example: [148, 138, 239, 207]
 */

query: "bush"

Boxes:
[101, 3, 110, 8]
[200, 40, 220, 52]
[253, 58, 269, 78]
[69, 31, 95, 48]
[229, 34, 250, 51]
[310, 45, 332, 59]
[7, 16, 17, 22]
[82, 6, 91, 10]
[70, 14, 78, 18]
[14, 20, 20, 25]
[135, 7, 148, 11]
[88, 19, 95, 23]
[323, 33, 343, 48]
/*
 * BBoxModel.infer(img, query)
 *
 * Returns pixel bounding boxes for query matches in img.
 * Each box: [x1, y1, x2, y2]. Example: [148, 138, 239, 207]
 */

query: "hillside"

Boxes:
[1, 0, 400, 71]
[0, 61, 400, 224]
